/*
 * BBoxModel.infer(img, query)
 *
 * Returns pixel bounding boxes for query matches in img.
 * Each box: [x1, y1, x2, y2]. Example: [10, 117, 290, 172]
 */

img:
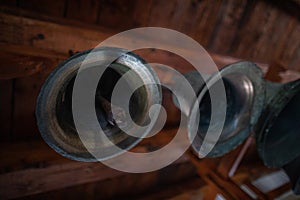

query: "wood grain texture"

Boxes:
[0, 1, 298, 199]
[0, 79, 13, 142]
[97, 0, 137, 30]
[192, 0, 224, 48]
[0, 13, 111, 54]
[0, 129, 197, 199]
[147, 0, 177, 28]
[18, 0, 65, 18]
[209, 0, 248, 54]
[228, 0, 300, 70]
[65, 0, 99, 23]
[1, 0, 299, 70]
[11, 65, 56, 140]
[0, 43, 66, 79]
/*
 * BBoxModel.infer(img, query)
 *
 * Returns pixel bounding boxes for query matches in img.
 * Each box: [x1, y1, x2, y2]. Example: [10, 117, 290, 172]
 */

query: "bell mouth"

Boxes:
[188, 61, 265, 157]
[36, 47, 161, 161]
[256, 79, 300, 167]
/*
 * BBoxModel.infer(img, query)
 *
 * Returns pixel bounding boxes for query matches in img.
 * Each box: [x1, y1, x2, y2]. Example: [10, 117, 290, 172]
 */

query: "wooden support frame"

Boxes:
[189, 136, 293, 200]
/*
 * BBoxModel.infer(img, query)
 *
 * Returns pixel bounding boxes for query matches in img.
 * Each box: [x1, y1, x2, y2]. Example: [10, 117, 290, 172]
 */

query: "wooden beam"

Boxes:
[0, 140, 121, 199]
[189, 153, 253, 200]
[266, 183, 292, 199]
[0, 43, 65, 79]
[0, 12, 108, 54]
[0, 128, 195, 199]
[0, 79, 13, 141]
[0, 160, 122, 199]
[0, 12, 269, 78]
[0, 42, 67, 59]
[217, 137, 254, 178]
[243, 181, 268, 200]
[263, 0, 300, 20]
[134, 177, 205, 200]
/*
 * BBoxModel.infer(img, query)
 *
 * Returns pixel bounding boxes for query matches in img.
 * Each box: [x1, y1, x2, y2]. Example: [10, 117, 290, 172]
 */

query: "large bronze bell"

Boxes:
[36, 47, 162, 161]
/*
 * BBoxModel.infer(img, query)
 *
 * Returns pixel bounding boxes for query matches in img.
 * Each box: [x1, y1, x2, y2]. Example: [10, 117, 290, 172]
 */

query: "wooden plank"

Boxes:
[232, 151, 278, 184]
[263, 0, 300, 20]
[2, 45, 63, 140]
[0, 12, 269, 70]
[0, 45, 63, 140]
[0, 12, 112, 54]
[189, 153, 253, 200]
[167, 188, 204, 200]
[0, 11, 202, 64]
[209, 0, 248, 54]
[132, 0, 153, 27]
[0, 43, 66, 80]
[0, 159, 123, 199]
[97, 0, 137, 30]
[171, 0, 198, 33]
[1, 1, 299, 72]
[278, 23, 300, 71]
[192, 0, 224, 48]
[0, 128, 196, 199]
[0, 44, 64, 140]
[243, 181, 268, 199]
[229, 0, 300, 71]
[147, 0, 177, 29]
[0, 141, 65, 173]
[17, 0, 65, 18]
[228, 0, 257, 53]
[250, 3, 279, 62]
[231, 0, 269, 61]
[183, 1, 209, 43]
[133, 178, 205, 200]
[0, 51, 49, 80]
[11, 62, 58, 140]
[248, 3, 299, 69]
[266, 183, 292, 199]
[0, 42, 67, 59]
[19, 160, 196, 200]
[0, 79, 13, 142]
[66, 0, 99, 23]
[255, 11, 294, 65]
[0, 5, 117, 34]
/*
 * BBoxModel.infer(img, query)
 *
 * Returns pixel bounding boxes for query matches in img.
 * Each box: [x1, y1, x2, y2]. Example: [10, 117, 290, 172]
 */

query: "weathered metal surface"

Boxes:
[175, 61, 265, 157]
[177, 61, 300, 194]
[255, 79, 300, 168]
[36, 47, 162, 161]
[174, 60, 300, 165]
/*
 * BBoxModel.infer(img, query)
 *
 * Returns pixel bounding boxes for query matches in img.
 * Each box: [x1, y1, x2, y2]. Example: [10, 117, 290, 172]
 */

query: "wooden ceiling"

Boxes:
[0, 0, 299, 199]
[1, 0, 299, 69]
